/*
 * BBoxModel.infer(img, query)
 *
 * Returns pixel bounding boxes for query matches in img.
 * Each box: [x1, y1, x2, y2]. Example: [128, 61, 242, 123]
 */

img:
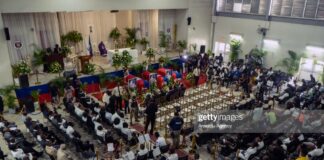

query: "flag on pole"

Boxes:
[87, 35, 93, 56]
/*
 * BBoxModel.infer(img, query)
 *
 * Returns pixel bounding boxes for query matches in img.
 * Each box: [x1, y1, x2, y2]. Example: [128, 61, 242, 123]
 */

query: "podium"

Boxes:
[78, 55, 92, 73]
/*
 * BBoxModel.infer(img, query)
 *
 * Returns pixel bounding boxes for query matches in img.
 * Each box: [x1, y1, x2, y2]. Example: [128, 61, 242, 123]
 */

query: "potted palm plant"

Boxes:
[139, 38, 149, 51]
[276, 50, 305, 76]
[159, 32, 168, 54]
[145, 48, 155, 64]
[0, 85, 18, 114]
[14, 60, 31, 88]
[31, 90, 40, 110]
[109, 27, 121, 49]
[61, 31, 83, 54]
[32, 49, 46, 84]
[131, 63, 145, 77]
[121, 50, 133, 68]
[112, 53, 122, 70]
[125, 28, 138, 49]
[177, 40, 187, 56]
[229, 40, 242, 62]
[49, 62, 63, 77]
[49, 77, 66, 97]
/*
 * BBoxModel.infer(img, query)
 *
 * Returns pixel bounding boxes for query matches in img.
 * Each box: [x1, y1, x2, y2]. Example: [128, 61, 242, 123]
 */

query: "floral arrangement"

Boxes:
[186, 72, 195, 85]
[13, 60, 31, 76]
[84, 63, 96, 75]
[31, 90, 40, 102]
[121, 50, 133, 68]
[112, 53, 122, 70]
[145, 48, 155, 63]
[49, 62, 63, 74]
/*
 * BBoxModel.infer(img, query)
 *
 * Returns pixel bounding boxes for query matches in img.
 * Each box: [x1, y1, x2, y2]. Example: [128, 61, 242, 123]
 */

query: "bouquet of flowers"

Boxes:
[49, 62, 63, 74]
[84, 63, 96, 75]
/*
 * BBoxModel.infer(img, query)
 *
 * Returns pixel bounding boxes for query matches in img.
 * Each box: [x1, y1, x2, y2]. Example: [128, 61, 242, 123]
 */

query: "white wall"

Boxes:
[187, 0, 213, 51]
[0, 14, 13, 87]
[213, 16, 324, 67]
[0, 0, 189, 13]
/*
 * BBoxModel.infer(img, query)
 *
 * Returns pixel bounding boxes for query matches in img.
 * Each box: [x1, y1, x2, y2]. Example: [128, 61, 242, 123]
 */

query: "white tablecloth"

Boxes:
[107, 48, 139, 64]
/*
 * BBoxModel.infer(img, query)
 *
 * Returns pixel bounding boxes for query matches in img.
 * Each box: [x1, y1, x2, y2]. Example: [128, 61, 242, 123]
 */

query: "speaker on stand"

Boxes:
[4, 27, 10, 40]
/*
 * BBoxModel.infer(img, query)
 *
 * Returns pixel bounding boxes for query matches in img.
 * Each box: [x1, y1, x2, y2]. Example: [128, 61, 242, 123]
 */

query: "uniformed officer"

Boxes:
[168, 112, 184, 149]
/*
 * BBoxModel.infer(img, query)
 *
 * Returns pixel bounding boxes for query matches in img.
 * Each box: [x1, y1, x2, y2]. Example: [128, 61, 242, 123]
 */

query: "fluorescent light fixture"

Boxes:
[263, 39, 280, 48]
[183, 55, 188, 59]
[306, 45, 324, 53]
[229, 34, 243, 41]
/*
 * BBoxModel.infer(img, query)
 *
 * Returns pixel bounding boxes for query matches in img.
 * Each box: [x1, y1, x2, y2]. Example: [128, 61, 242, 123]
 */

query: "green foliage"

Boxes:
[109, 27, 121, 40]
[139, 38, 149, 46]
[149, 82, 157, 92]
[145, 48, 156, 63]
[84, 63, 96, 75]
[112, 53, 122, 70]
[80, 82, 88, 91]
[249, 47, 267, 58]
[131, 64, 145, 76]
[61, 30, 83, 46]
[168, 76, 175, 88]
[32, 49, 46, 68]
[229, 40, 242, 62]
[106, 75, 123, 84]
[276, 50, 305, 76]
[98, 73, 108, 87]
[177, 40, 187, 51]
[321, 71, 324, 84]
[186, 72, 195, 85]
[0, 85, 18, 109]
[125, 27, 138, 48]
[12, 61, 31, 76]
[49, 77, 66, 95]
[192, 44, 197, 52]
[60, 46, 71, 57]
[30, 90, 40, 101]
[207, 50, 213, 57]
[159, 32, 168, 48]
[121, 50, 133, 68]
[49, 62, 63, 74]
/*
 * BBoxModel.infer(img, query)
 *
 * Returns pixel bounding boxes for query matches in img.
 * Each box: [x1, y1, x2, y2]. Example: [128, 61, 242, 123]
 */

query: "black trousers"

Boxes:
[194, 76, 199, 86]
[116, 96, 122, 111]
[145, 117, 156, 134]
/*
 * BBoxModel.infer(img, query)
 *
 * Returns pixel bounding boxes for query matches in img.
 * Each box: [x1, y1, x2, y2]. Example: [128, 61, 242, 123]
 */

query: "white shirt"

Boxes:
[111, 113, 121, 123]
[105, 112, 112, 123]
[123, 151, 135, 160]
[102, 93, 110, 104]
[156, 137, 167, 147]
[138, 148, 149, 156]
[193, 68, 200, 77]
[74, 106, 84, 117]
[11, 148, 26, 159]
[257, 141, 264, 150]
[308, 147, 323, 157]
[66, 126, 75, 138]
[168, 153, 179, 160]
[112, 86, 122, 97]
[239, 147, 257, 160]
[82, 116, 87, 122]
[94, 107, 101, 113]
[121, 127, 133, 140]
[0, 122, 5, 128]
[96, 128, 107, 138]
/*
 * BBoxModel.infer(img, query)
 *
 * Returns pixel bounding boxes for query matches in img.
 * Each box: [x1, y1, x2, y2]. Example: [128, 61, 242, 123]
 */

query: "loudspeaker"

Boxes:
[187, 17, 191, 26]
[4, 27, 10, 40]
[199, 45, 206, 53]
[19, 74, 29, 88]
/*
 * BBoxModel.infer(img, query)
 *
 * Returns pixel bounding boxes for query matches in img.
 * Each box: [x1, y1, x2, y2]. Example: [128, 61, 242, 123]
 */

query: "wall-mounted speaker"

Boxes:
[4, 27, 10, 40]
[110, 10, 119, 13]
[187, 17, 191, 26]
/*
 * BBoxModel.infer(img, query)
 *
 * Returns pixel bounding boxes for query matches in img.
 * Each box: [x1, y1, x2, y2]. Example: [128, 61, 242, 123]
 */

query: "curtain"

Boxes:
[57, 11, 116, 54]
[132, 10, 159, 49]
[2, 13, 60, 64]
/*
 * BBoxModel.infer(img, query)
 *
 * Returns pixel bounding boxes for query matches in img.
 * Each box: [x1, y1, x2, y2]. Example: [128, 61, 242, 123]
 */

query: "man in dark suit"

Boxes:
[145, 99, 158, 135]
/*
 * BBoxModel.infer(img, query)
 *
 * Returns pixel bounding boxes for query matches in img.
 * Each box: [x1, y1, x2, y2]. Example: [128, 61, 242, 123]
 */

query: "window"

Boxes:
[214, 41, 230, 54]
[216, 0, 268, 15]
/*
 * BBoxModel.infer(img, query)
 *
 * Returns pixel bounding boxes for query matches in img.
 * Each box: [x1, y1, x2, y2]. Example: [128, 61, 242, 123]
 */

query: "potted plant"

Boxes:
[14, 60, 31, 88]
[249, 47, 267, 66]
[84, 63, 96, 75]
[139, 38, 149, 51]
[121, 50, 133, 68]
[49, 77, 66, 97]
[49, 62, 63, 77]
[109, 27, 121, 49]
[131, 63, 145, 77]
[276, 50, 305, 76]
[98, 73, 108, 88]
[159, 32, 168, 54]
[177, 40, 187, 56]
[32, 49, 46, 84]
[61, 31, 83, 54]
[125, 28, 139, 49]
[112, 53, 122, 70]
[30, 90, 40, 110]
[186, 72, 195, 86]
[229, 39, 242, 62]
[145, 48, 155, 64]
[192, 44, 197, 54]
[0, 85, 18, 114]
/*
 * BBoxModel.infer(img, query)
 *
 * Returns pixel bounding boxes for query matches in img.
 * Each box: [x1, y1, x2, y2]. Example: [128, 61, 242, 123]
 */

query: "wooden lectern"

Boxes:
[78, 55, 92, 73]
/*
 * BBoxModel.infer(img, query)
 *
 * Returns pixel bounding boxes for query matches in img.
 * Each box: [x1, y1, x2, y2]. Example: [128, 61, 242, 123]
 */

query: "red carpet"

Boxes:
[176, 149, 188, 159]
[131, 123, 145, 133]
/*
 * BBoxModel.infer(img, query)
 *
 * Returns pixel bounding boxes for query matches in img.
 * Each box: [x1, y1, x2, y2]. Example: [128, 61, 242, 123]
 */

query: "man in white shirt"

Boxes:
[112, 84, 123, 110]
[11, 148, 26, 159]
[238, 143, 257, 160]
[138, 144, 148, 156]
[193, 67, 200, 86]
[167, 148, 179, 160]
[121, 122, 133, 141]
[102, 91, 111, 105]
[155, 132, 167, 147]
[96, 126, 107, 138]
[66, 124, 75, 138]
[74, 105, 84, 117]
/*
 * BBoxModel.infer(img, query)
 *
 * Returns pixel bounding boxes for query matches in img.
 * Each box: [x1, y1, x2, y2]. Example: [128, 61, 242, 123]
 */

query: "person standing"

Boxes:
[193, 67, 200, 86]
[168, 112, 184, 149]
[112, 83, 123, 111]
[144, 99, 158, 135]
[130, 96, 139, 125]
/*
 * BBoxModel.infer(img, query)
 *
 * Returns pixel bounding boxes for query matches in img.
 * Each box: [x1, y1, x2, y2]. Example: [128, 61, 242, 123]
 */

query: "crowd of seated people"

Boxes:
[0, 116, 43, 160]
